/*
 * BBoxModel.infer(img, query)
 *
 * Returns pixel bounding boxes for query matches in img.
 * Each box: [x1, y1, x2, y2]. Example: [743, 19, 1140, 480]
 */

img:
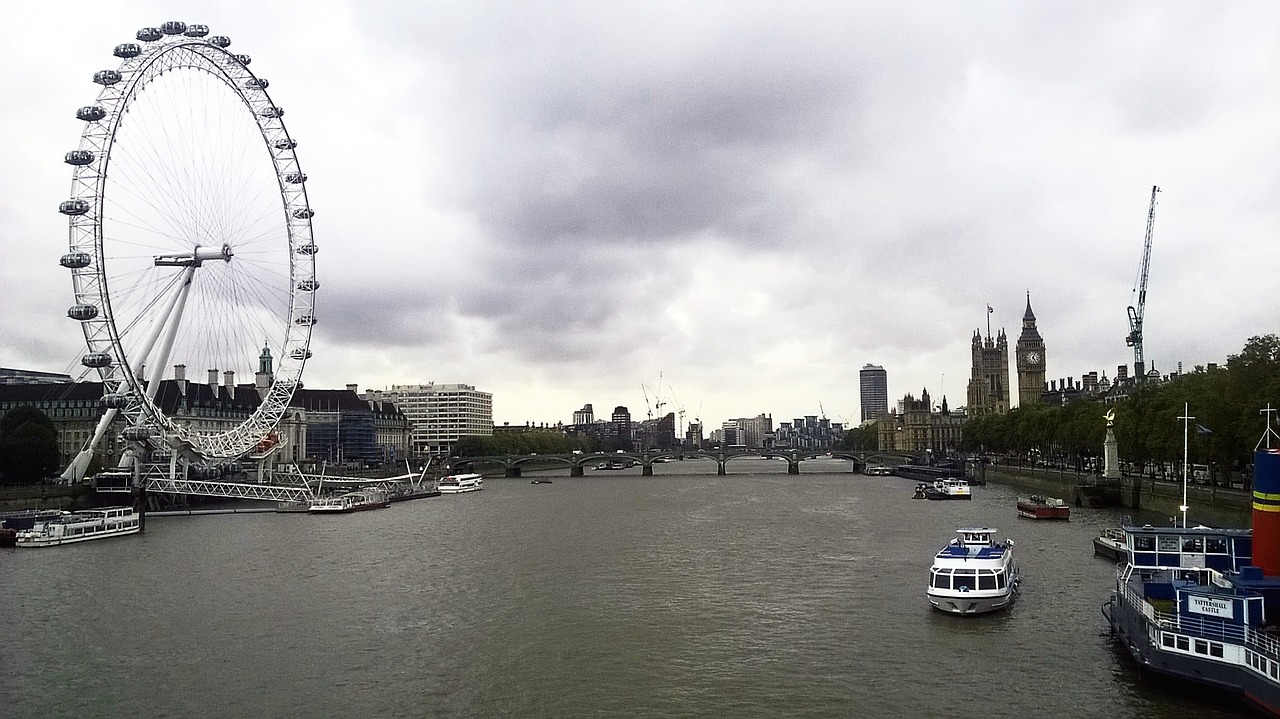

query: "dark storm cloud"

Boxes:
[4, 1, 1277, 426]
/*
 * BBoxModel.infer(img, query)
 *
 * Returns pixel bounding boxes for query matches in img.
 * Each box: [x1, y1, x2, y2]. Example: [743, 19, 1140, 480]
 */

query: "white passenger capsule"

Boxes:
[121, 426, 153, 441]
[82, 352, 113, 369]
[59, 199, 90, 215]
[101, 393, 131, 409]
[60, 252, 92, 269]
[93, 70, 122, 86]
[68, 304, 99, 321]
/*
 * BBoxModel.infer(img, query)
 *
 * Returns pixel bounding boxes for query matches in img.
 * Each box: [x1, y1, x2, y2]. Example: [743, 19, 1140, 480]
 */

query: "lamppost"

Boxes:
[1177, 403, 1194, 528]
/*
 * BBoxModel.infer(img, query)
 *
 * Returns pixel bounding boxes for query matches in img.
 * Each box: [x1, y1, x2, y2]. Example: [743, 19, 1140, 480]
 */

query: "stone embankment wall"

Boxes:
[981, 466, 1250, 527]
[0, 484, 93, 513]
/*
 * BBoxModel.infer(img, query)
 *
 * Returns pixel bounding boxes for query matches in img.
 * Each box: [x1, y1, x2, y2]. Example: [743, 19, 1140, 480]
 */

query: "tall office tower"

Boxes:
[860, 364, 888, 423]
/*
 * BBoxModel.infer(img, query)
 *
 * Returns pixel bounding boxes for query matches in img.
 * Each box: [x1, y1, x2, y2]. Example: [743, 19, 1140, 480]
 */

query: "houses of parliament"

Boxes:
[967, 294, 1046, 417]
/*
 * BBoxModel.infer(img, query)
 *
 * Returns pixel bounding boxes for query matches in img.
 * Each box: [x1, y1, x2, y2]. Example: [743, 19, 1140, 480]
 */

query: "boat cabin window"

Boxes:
[978, 573, 997, 591]
[1182, 536, 1204, 553]
[1158, 535, 1181, 552]
[1205, 537, 1227, 554]
[1133, 535, 1156, 552]
[930, 568, 951, 589]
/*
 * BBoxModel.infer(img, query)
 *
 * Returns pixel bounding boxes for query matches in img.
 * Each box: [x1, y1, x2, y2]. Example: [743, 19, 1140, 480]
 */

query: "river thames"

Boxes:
[0, 460, 1254, 718]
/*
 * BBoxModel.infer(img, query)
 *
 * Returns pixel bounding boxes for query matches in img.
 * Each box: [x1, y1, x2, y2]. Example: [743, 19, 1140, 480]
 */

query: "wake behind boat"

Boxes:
[927, 528, 1019, 615]
[15, 506, 140, 547]
[438, 473, 483, 494]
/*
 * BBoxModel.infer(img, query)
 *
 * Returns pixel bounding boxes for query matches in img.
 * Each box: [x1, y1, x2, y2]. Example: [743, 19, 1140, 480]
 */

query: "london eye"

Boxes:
[59, 21, 317, 469]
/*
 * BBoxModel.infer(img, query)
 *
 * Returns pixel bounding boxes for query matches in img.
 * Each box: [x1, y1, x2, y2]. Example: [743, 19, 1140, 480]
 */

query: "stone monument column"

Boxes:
[1103, 409, 1120, 480]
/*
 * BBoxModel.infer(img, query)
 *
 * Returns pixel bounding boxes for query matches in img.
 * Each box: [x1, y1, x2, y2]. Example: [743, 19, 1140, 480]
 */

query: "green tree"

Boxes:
[842, 424, 879, 451]
[0, 405, 59, 485]
[962, 334, 1280, 476]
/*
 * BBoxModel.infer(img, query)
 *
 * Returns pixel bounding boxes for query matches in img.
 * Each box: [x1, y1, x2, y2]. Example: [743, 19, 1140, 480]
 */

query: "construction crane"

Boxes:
[1126, 185, 1160, 382]
[667, 384, 686, 439]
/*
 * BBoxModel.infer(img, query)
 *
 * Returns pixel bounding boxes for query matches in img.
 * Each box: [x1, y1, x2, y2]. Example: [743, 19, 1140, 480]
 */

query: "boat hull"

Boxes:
[1093, 538, 1127, 562]
[924, 491, 971, 500]
[927, 589, 1015, 615]
[1017, 505, 1070, 520]
[1108, 589, 1280, 716]
[16, 524, 140, 548]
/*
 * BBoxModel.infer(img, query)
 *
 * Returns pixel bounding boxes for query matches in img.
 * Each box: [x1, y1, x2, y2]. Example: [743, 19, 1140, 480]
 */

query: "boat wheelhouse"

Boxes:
[927, 528, 1019, 615]
[14, 506, 140, 547]
[1017, 494, 1070, 520]
[438, 473, 483, 494]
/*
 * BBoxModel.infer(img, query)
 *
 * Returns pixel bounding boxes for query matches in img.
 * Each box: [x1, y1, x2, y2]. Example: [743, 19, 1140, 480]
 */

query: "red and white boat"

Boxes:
[1016, 494, 1070, 520]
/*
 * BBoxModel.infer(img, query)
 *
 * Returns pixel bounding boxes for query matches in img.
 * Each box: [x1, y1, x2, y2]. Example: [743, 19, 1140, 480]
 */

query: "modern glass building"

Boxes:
[860, 364, 888, 423]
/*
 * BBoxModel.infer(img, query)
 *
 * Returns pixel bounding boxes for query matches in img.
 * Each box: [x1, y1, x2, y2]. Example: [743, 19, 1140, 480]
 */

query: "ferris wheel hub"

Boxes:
[153, 243, 234, 267]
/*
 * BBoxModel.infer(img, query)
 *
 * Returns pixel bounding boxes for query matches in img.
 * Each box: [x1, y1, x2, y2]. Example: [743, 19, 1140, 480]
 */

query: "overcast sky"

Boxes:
[2, 1, 1277, 431]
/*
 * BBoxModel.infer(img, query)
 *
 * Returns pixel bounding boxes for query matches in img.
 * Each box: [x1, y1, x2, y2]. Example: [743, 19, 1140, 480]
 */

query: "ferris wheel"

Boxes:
[59, 21, 317, 466]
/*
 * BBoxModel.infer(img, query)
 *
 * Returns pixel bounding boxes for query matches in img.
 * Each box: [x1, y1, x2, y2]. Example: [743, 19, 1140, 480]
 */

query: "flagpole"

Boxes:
[1178, 402, 1194, 528]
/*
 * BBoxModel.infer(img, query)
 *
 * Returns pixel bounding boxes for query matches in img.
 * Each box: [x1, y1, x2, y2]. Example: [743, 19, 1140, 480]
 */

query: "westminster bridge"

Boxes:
[446, 448, 917, 477]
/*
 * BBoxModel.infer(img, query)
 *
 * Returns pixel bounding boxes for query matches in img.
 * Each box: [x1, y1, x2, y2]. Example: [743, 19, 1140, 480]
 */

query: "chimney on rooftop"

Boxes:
[224, 370, 235, 400]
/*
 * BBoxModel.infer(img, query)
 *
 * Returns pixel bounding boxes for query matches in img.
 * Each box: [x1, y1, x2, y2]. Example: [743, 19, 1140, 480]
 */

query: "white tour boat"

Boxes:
[927, 527, 1019, 615]
[308, 488, 391, 514]
[15, 506, 141, 548]
[438, 473, 484, 494]
[923, 478, 973, 500]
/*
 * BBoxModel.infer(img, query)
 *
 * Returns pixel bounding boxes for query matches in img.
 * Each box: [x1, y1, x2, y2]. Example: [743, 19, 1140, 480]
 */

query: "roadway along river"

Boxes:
[0, 459, 1255, 718]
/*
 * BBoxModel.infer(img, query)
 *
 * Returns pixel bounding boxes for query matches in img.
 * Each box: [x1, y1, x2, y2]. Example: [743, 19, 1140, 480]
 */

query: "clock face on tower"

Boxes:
[1025, 351, 1041, 365]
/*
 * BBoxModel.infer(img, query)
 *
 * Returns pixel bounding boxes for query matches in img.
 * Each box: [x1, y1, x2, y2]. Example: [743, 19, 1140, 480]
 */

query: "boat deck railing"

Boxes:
[1119, 581, 1280, 660]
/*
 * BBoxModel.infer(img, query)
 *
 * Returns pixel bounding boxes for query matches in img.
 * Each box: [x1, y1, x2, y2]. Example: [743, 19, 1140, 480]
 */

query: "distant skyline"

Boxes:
[1, 2, 1276, 430]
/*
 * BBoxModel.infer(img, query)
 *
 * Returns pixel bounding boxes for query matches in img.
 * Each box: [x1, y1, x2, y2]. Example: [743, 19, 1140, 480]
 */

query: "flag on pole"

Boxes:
[987, 304, 993, 314]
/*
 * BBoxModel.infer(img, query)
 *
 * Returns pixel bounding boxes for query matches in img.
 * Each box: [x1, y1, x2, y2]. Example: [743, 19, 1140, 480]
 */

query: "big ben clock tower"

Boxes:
[1016, 293, 1046, 407]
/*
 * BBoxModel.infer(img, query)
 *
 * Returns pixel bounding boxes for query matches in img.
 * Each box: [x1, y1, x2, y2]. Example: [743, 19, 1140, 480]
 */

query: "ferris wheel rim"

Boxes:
[61, 22, 317, 463]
